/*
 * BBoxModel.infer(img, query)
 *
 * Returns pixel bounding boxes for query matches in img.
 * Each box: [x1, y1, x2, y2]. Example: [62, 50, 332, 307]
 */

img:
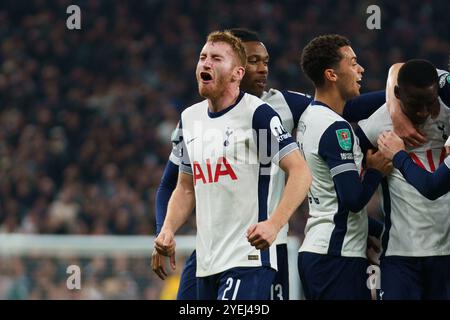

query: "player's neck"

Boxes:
[314, 88, 346, 115]
[207, 86, 241, 113]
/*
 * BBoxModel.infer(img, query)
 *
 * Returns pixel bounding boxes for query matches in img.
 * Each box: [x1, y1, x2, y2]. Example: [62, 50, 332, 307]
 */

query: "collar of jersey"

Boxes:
[311, 100, 332, 109]
[207, 91, 244, 118]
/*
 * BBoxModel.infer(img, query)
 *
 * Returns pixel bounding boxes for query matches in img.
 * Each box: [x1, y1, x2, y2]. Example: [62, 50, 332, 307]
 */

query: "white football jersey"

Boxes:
[168, 88, 312, 246]
[358, 101, 450, 257]
[297, 102, 368, 258]
[180, 92, 298, 277]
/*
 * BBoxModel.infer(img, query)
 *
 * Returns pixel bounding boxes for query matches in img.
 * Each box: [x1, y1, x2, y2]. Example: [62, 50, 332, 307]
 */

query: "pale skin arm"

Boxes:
[386, 63, 427, 147]
[247, 150, 312, 250]
[152, 172, 195, 279]
[377, 131, 406, 160]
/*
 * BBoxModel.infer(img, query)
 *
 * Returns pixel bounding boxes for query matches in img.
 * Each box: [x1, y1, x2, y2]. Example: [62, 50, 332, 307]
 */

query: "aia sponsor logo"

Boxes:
[193, 156, 237, 185]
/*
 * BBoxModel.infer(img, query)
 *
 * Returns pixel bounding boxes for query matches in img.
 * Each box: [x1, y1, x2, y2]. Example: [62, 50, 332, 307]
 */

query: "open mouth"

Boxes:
[255, 78, 267, 87]
[356, 78, 362, 88]
[200, 72, 213, 81]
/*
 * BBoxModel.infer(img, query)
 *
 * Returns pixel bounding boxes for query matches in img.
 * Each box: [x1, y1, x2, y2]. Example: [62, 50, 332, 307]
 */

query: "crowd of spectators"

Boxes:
[0, 0, 448, 299]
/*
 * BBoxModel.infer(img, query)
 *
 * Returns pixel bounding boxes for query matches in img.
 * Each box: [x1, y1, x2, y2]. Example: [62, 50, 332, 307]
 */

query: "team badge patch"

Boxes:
[336, 129, 352, 151]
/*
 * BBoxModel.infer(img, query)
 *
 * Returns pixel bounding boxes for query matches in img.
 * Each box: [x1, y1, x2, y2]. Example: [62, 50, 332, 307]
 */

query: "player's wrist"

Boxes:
[392, 150, 409, 168]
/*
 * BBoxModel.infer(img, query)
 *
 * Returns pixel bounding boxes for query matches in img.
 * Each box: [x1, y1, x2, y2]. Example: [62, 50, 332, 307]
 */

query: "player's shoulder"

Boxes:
[181, 99, 208, 118]
[302, 103, 344, 123]
[299, 105, 349, 141]
[358, 103, 390, 127]
[242, 92, 274, 115]
[437, 68, 449, 79]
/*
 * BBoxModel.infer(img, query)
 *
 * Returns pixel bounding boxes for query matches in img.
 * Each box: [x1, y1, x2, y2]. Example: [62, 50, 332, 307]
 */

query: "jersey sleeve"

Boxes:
[438, 69, 450, 106]
[279, 90, 313, 127]
[155, 159, 179, 235]
[393, 150, 450, 200]
[169, 121, 182, 166]
[252, 103, 299, 166]
[178, 118, 192, 175]
[356, 116, 380, 150]
[343, 90, 386, 122]
[319, 121, 382, 212]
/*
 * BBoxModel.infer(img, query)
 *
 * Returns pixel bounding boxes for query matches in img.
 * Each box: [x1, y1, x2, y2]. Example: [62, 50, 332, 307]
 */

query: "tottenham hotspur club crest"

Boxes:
[224, 127, 233, 146]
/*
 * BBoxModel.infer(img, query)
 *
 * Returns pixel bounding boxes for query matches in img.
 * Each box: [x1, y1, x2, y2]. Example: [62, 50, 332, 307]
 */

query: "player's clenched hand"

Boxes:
[154, 231, 177, 270]
[246, 221, 278, 250]
[155, 231, 176, 255]
[390, 101, 426, 147]
[366, 236, 381, 266]
[377, 131, 405, 160]
[365, 149, 393, 177]
[152, 248, 171, 280]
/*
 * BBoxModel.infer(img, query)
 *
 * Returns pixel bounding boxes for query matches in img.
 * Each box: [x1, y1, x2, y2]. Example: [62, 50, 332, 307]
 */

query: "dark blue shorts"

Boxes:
[177, 244, 289, 300]
[176, 250, 197, 300]
[197, 266, 276, 300]
[298, 251, 371, 300]
[380, 255, 450, 300]
[272, 243, 289, 300]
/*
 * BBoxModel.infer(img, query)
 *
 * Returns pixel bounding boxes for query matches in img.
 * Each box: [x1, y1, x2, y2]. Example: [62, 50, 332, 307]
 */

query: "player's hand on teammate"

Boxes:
[377, 130, 405, 160]
[365, 149, 393, 176]
[366, 236, 381, 265]
[246, 220, 278, 250]
[153, 230, 177, 276]
[390, 100, 426, 147]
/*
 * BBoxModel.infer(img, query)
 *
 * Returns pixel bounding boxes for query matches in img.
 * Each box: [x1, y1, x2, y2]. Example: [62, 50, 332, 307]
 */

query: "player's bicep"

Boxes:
[278, 148, 307, 175]
[176, 171, 195, 195]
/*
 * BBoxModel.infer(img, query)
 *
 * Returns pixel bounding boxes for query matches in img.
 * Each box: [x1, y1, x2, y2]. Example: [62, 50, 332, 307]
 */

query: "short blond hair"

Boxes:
[206, 30, 247, 67]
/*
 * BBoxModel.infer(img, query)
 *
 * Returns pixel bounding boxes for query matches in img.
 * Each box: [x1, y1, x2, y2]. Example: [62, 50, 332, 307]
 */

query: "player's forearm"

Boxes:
[394, 151, 450, 200]
[161, 179, 195, 234]
[386, 63, 403, 115]
[343, 90, 385, 122]
[155, 160, 179, 235]
[334, 169, 382, 212]
[269, 159, 312, 231]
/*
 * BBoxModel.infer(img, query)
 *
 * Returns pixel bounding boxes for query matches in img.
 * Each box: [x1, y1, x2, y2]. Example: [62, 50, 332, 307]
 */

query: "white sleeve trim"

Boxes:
[169, 152, 181, 166]
[444, 156, 450, 169]
[180, 164, 193, 175]
[437, 69, 449, 77]
[272, 142, 299, 165]
[445, 136, 450, 148]
[330, 163, 358, 178]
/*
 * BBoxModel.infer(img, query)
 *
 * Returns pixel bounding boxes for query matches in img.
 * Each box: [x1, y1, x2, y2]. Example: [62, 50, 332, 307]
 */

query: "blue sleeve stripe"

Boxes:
[180, 164, 193, 175]
[444, 156, 450, 169]
[272, 142, 298, 164]
[330, 163, 358, 177]
[280, 90, 312, 126]
[258, 164, 271, 267]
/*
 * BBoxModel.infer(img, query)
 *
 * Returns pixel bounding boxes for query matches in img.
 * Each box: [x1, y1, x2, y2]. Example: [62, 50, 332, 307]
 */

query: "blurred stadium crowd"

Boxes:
[0, 0, 448, 299]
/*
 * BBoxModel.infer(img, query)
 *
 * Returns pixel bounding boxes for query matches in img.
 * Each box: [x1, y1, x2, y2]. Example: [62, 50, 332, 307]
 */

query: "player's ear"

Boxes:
[232, 66, 245, 82]
[324, 68, 337, 83]
[394, 85, 401, 100]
